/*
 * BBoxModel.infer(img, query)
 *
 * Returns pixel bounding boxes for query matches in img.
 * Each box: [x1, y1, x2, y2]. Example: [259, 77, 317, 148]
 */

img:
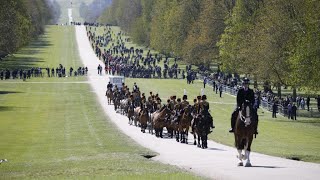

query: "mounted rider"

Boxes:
[229, 77, 258, 134]
[191, 96, 202, 134]
[169, 95, 177, 111]
[199, 95, 215, 130]
[107, 81, 113, 90]
[174, 98, 183, 122]
[181, 95, 189, 109]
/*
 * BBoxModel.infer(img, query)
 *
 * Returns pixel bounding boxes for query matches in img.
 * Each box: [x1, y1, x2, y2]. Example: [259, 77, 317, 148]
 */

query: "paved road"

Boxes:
[75, 25, 320, 180]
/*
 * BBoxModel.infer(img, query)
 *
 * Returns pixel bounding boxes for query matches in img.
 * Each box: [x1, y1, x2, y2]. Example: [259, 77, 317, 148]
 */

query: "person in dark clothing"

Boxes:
[292, 103, 297, 120]
[229, 78, 257, 134]
[272, 102, 277, 118]
[306, 96, 310, 111]
[316, 95, 320, 112]
[107, 81, 113, 90]
[287, 103, 292, 119]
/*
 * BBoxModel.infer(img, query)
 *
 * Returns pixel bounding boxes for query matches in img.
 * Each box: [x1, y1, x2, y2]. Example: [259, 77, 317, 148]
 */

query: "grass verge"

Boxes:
[0, 26, 201, 179]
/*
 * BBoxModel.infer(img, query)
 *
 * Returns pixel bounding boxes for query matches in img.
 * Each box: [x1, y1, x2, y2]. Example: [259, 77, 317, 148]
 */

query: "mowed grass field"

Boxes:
[91, 26, 320, 163]
[0, 26, 201, 179]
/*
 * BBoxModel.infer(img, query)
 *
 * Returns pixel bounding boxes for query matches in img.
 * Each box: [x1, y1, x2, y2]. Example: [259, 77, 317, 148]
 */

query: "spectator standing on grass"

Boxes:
[215, 83, 218, 94]
[272, 102, 277, 118]
[316, 95, 320, 112]
[203, 77, 207, 88]
[306, 96, 310, 111]
[219, 85, 223, 98]
[300, 98, 305, 110]
[287, 103, 292, 119]
[292, 103, 297, 120]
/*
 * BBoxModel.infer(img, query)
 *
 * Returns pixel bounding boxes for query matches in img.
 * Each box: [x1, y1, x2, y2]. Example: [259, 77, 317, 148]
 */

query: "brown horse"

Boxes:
[139, 106, 149, 133]
[178, 105, 193, 143]
[105, 89, 113, 104]
[234, 101, 258, 167]
[151, 105, 172, 138]
[127, 104, 135, 125]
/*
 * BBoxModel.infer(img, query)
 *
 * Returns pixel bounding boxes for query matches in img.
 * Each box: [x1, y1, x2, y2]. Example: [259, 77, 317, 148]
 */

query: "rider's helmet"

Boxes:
[242, 77, 250, 85]
[183, 95, 187, 100]
[201, 95, 207, 100]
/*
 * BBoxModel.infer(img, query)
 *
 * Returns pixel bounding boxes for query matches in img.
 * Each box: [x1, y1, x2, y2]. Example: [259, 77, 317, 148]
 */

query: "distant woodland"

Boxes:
[98, 0, 320, 90]
[0, 0, 60, 57]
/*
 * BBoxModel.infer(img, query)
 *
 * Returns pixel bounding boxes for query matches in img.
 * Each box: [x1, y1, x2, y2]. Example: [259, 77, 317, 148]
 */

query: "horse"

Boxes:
[193, 112, 212, 149]
[127, 104, 135, 125]
[151, 105, 172, 138]
[139, 106, 149, 133]
[120, 99, 129, 115]
[105, 89, 113, 105]
[178, 105, 193, 144]
[234, 101, 258, 167]
[165, 114, 178, 139]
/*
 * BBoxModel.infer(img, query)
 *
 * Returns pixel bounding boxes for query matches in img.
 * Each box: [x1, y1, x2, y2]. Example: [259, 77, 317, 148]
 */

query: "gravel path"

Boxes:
[75, 26, 320, 180]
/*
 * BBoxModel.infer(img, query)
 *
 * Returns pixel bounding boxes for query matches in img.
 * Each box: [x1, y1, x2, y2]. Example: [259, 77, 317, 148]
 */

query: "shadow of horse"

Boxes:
[234, 101, 258, 167]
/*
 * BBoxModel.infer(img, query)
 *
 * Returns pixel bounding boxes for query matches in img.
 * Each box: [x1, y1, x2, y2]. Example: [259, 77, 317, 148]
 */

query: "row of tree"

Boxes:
[98, 0, 320, 91]
[0, 0, 60, 57]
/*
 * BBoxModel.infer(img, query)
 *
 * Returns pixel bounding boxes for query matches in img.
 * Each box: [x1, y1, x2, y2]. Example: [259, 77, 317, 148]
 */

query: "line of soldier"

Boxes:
[107, 82, 214, 133]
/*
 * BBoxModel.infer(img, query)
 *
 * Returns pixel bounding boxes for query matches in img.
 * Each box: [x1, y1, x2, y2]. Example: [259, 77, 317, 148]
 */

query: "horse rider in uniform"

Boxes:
[229, 78, 258, 134]
[181, 95, 189, 109]
[169, 95, 177, 111]
[174, 98, 183, 122]
[155, 97, 162, 110]
[128, 94, 135, 109]
[147, 92, 153, 102]
[199, 95, 215, 130]
[191, 96, 202, 134]
[107, 81, 113, 90]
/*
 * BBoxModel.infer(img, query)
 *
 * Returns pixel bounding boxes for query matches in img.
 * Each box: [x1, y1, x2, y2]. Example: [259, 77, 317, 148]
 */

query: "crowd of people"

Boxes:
[85, 24, 319, 119]
[0, 64, 88, 80]
[86, 25, 198, 80]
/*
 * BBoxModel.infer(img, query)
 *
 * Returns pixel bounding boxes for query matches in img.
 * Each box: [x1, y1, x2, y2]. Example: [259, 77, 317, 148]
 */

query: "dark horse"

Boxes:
[193, 113, 212, 149]
[234, 101, 258, 167]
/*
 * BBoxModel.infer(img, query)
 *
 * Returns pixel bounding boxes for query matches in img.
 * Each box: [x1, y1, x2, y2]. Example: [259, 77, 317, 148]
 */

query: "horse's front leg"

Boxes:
[185, 129, 189, 144]
[176, 131, 179, 142]
[244, 136, 253, 167]
[237, 149, 243, 166]
[244, 150, 251, 167]
[197, 135, 201, 148]
[160, 127, 163, 138]
[193, 133, 197, 145]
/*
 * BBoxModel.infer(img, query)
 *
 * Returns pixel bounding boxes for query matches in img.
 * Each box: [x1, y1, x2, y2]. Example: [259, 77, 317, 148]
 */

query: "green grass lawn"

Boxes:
[0, 26, 201, 179]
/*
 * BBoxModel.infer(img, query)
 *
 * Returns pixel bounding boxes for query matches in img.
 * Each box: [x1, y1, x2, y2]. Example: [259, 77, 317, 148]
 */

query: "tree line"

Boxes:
[98, 0, 320, 92]
[0, 0, 60, 58]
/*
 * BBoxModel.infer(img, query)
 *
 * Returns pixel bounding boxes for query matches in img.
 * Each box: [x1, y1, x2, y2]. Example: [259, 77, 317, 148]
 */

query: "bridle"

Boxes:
[239, 102, 251, 127]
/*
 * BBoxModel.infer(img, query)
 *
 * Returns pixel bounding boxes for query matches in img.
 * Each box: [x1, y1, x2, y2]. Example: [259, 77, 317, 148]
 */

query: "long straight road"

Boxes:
[75, 25, 320, 180]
